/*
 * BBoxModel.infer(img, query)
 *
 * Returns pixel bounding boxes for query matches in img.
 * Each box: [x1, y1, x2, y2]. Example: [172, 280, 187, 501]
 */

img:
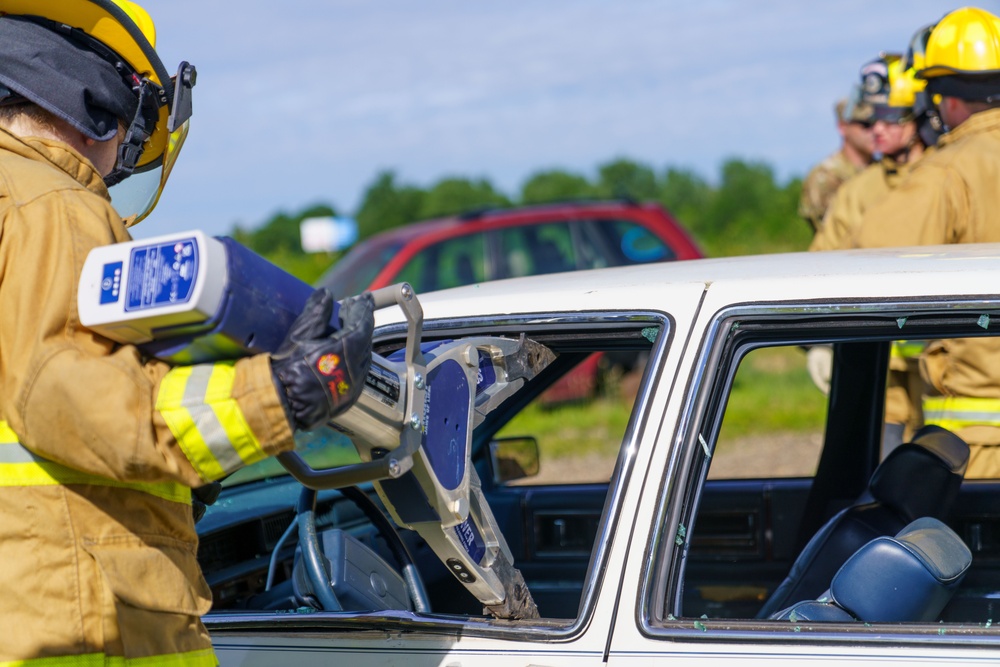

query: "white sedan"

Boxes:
[203, 245, 1000, 665]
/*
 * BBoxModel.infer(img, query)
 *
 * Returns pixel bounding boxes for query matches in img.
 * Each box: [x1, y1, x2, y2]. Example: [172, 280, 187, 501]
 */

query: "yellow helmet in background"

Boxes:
[887, 57, 925, 110]
[0, 0, 195, 223]
[919, 6, 1000, 79]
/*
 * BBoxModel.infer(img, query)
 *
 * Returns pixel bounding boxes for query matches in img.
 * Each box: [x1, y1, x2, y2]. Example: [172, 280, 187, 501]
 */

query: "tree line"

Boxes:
[230, 157, 812, 284]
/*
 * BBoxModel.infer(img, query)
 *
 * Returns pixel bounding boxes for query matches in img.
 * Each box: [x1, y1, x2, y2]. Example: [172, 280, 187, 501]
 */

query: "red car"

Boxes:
[317, 200, 703, 298]
[317, 200, 703, 403]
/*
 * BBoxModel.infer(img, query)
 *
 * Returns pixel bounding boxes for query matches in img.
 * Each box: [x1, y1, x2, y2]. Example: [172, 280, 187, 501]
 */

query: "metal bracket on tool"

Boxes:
[278, 283, 427, 490]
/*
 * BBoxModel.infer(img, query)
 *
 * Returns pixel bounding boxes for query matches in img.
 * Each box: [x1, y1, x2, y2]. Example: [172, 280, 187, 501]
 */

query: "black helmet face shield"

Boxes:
[108, 61, 195, 225]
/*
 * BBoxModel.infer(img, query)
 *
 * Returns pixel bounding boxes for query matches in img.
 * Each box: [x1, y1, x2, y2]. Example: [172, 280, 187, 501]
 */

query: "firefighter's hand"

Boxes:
[271, 289, 374, 431]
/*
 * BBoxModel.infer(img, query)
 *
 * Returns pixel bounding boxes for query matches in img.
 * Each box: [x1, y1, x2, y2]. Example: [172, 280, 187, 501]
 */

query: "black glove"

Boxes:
[271, 288, 374, 431]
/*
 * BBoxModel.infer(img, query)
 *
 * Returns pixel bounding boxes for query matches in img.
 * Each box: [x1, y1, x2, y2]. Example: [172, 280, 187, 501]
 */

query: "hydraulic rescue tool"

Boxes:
[78, 231, 554, 619]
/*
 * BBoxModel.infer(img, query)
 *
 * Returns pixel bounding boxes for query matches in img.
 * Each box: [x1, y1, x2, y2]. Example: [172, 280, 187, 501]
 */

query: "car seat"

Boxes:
[770, 517, 971, 623]
[756, 424, 969, 618]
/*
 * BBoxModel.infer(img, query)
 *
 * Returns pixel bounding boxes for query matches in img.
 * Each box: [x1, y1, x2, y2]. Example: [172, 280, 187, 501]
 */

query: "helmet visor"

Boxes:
[108, 120, 188, 226]
[870, 104, 915, 124]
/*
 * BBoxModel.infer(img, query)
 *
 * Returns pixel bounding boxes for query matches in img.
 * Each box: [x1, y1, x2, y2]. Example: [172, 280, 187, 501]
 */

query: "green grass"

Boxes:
[713, 346, 827, 465]
[718, 346, 827, 438]
[496, 396, 634, 461]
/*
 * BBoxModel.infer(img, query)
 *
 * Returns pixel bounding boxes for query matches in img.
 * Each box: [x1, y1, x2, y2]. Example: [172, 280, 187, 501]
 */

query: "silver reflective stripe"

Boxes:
[0, 441, 42, 464]
[924, 410, 1000, 425]
[183, 366, 242, 473]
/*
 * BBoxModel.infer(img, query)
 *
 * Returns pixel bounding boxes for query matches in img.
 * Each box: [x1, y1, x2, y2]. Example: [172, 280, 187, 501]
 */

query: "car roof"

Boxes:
[374, 244, 1000, 327]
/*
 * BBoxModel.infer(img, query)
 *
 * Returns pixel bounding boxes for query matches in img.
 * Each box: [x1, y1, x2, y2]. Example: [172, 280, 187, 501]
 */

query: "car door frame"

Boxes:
[607, 295, 1000, 664]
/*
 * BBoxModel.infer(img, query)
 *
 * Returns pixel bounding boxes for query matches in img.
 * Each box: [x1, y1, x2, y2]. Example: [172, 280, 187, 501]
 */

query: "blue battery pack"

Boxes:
[79, 233, 340, 364]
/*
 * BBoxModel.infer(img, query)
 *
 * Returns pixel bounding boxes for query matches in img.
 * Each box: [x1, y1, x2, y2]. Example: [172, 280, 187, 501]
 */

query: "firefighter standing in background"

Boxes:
[810, 50, 942, 252]
[798, 86, 876, 233]
[856, 7, 1000, 477]
[0, 1, 373, 663]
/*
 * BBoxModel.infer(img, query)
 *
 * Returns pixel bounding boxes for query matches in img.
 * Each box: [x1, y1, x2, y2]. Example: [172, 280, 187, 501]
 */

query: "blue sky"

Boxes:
[134, 0, 998, 239]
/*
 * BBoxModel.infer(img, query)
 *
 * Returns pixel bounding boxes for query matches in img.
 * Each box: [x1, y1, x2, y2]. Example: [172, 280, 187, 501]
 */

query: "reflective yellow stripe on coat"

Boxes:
[891, 340, 926, 360]
[923, 395, 1000, 431]
[157, 361, 269, 481]
[0, 422, 190, 504]
[0, 647, 217, 666]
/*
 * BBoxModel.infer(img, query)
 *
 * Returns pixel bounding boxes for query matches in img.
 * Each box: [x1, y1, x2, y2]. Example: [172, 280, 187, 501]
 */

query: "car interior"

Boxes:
[672, 310, 1000, 634]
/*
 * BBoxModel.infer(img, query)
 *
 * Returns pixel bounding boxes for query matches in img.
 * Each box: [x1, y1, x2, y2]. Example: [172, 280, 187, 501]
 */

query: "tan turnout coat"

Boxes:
[0, 127, 294, 664]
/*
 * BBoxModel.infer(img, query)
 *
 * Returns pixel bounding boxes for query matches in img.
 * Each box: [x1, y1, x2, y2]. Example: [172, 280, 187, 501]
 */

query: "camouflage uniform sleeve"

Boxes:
[799, 159, 851, 233]
[798, 168, 828, 232]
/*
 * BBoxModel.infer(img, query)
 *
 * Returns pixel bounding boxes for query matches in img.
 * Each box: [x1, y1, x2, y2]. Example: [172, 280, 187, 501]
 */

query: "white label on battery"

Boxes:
[125, 237, 199, 312]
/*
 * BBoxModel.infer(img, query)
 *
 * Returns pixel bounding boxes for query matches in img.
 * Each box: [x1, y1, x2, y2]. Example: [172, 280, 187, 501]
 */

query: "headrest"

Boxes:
[830, 517, 971, 622]
[870, 425, 969, 520]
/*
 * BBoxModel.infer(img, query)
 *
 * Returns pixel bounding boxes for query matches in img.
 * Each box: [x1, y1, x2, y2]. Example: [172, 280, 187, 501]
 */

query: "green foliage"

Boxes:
[520, 169, 594, 204]
[716, 346, 827, 442]
[262, 247, 342, 286]
[596, 157, 659, 201]
[417, 177, 511, 219]
[355, 170, 425, 241]
[692, 158, 811, 256]
[231, 203, 335, 257]
[496, 394, 632, 459]
[229, 156, 813, 282]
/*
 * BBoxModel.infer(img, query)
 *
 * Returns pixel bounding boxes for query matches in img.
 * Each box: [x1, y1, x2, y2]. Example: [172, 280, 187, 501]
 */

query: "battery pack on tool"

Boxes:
[78, 231, 338, 364]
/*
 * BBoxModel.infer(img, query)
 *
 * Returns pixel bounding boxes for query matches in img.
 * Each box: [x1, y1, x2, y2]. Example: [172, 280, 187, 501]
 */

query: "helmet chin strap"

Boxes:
[104, 77, 160, 187]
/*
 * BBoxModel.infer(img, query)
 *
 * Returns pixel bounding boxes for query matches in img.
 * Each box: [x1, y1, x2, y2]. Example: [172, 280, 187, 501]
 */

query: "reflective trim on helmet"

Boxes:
[156, 362, 270, 482]
[0, 421, 191, 504]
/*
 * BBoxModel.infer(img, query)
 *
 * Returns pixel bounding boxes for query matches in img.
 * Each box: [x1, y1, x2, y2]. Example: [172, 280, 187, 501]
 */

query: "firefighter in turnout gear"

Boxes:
[855, 7, 1000, 476]
[0, 1, 373, 663]
[810, 53, 937, 252]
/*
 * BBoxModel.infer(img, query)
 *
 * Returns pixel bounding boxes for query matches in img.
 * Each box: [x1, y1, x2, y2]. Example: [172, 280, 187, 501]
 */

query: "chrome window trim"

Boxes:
[639, 295, 1000, 645]
[206, 309, 672, 643]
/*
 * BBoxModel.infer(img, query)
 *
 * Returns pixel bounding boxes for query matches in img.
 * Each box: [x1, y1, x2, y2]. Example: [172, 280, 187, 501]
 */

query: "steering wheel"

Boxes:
[293, 486, 430, 613]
